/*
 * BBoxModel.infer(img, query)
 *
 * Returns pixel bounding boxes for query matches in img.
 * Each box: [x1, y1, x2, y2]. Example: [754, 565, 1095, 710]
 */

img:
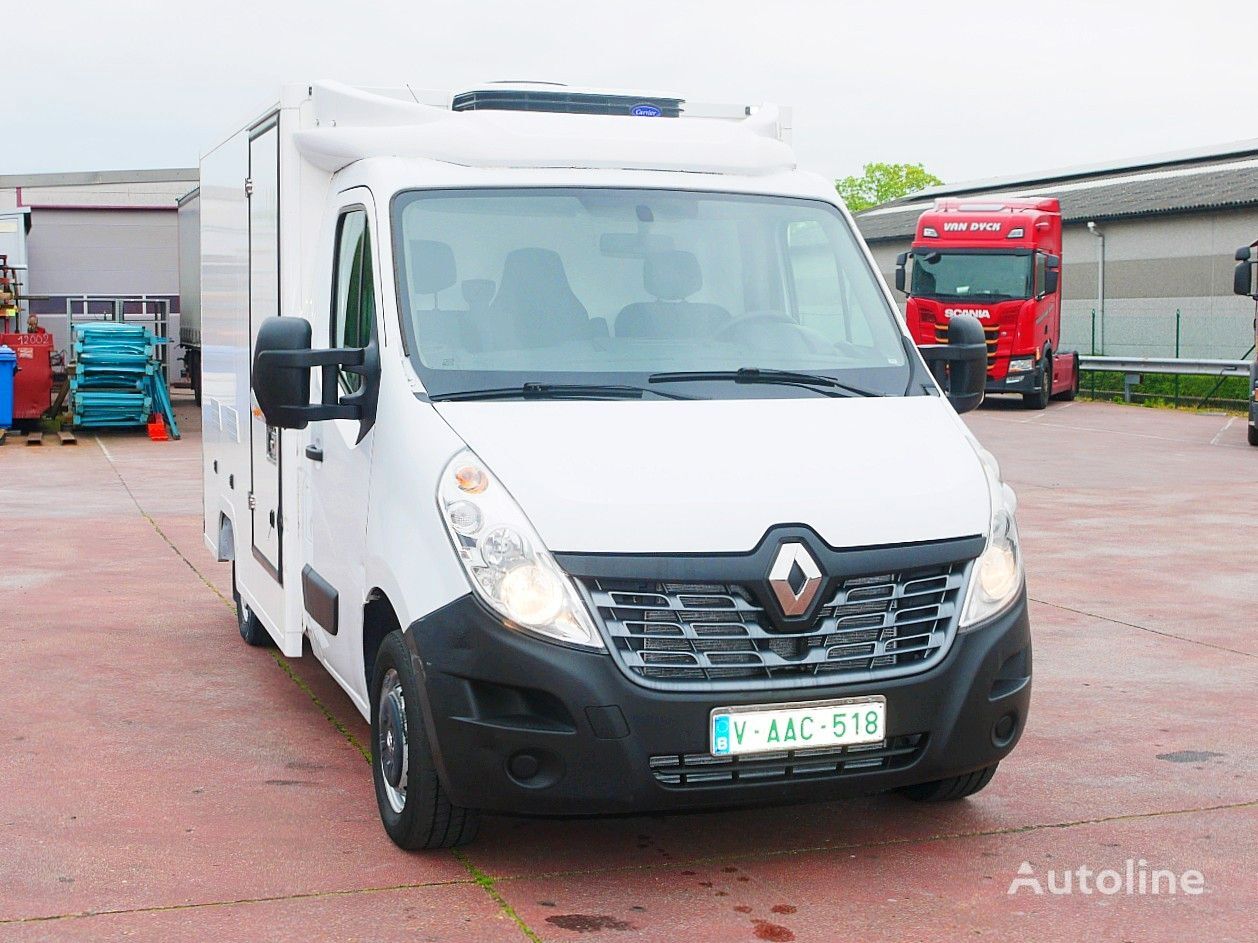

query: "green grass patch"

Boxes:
[1080, 370, 1250, 412]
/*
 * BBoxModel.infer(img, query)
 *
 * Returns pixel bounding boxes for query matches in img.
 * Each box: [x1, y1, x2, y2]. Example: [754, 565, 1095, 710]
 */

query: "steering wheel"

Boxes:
[711, 312, 797, 341]
[712, 311, 832, 355]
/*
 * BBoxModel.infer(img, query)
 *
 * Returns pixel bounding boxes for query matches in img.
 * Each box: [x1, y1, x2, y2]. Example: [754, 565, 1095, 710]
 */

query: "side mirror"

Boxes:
[1043, 254, 1060, 295]
[1233, 246, 1254, 297]
[894, 252, 908, 294]
[917, 315, 987, 414]
[252, 317, 365, 429]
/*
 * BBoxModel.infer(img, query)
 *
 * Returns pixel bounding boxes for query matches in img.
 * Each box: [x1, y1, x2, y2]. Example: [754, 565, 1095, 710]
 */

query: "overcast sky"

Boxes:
[9, 0, 1253, 186]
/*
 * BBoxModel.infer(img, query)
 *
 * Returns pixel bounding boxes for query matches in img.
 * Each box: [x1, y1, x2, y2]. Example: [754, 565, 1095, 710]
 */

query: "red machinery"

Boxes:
[0, 331, 54, 420]
[895, 198, 1079, 409]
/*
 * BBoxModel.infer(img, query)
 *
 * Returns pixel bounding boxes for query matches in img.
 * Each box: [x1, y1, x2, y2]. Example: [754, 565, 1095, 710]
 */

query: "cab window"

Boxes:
[1033, 253, 1047, 297]
[331, 208, 376, 393]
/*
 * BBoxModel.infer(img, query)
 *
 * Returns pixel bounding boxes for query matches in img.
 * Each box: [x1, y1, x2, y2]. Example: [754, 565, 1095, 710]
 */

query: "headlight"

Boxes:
[959, 447, 1024, 629]
[1008, 356, 1035, 373]
[437, 449, 603, 649]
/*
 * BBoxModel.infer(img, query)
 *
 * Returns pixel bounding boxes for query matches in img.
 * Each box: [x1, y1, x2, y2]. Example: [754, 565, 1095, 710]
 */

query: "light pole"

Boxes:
[1087, 221, 1105, 353]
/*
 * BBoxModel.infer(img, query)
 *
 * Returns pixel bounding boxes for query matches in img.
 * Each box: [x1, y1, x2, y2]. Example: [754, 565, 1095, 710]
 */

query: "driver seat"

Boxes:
[615, 250, 731, 339]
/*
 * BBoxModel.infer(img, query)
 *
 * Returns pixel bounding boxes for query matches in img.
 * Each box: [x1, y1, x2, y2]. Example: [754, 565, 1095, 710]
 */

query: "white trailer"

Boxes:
[176, 188, 201, 403]
[203, 81, 1024, 850]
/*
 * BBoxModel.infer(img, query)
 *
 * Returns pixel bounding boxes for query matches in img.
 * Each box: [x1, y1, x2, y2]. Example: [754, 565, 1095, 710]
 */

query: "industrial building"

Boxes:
[856, 142, 1258, 360]
[0, 168, 197, 366]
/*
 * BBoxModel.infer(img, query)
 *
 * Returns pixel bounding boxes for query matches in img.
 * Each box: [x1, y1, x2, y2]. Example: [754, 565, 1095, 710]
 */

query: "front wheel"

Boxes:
[1248, 422, 1258, 447]
[899, 763, 999, 802]
[1022, 353, 1051, 410]
[232, 564, 271, 647]
[371, 631, 479, 850]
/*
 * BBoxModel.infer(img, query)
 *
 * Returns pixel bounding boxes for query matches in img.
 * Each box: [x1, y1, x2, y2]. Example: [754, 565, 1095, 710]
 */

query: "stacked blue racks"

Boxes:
[71, 323, 180, 438]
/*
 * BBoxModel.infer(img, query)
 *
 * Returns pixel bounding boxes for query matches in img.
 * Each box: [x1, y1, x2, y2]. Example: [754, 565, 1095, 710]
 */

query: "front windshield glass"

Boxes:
[911, 251, 1032, 301]
[391, 189, 911, 399]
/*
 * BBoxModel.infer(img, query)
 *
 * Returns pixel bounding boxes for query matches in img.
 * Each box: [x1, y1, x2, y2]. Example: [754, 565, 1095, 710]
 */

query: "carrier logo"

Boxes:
[768, 542, 823, 617]
[944, 308, 991, 319]
[943, 222, 1002, 232]
[631, 103, 662, 117]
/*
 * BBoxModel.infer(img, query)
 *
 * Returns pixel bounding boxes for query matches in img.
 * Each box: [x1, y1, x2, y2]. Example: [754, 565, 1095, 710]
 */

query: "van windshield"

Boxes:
[391, 189, 911, 399]
[911, 251, 1032, 301]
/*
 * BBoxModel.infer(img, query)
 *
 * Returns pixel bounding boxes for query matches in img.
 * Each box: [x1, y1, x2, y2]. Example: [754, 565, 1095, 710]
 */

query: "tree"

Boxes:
[836, 162, 943, 214]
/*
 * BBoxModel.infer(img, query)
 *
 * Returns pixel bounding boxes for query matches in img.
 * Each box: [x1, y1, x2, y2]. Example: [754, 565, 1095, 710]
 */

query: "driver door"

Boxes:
[303, 192, 379, 695]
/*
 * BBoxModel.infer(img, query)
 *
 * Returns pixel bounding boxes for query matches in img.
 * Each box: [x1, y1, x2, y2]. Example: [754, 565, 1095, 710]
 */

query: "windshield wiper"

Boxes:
[430, 382, 695, 402]
[647, 367, 879, 398]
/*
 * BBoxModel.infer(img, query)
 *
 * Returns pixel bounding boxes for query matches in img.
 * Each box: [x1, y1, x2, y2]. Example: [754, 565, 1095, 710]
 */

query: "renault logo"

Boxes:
[768, 542, 823, 617]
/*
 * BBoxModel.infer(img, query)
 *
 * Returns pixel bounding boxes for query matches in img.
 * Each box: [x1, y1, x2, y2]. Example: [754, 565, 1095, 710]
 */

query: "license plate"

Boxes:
[710, 696, 886, 757]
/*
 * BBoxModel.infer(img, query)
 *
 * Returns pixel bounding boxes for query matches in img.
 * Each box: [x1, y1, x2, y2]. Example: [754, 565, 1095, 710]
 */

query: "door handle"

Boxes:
[305, 445, 324, 462]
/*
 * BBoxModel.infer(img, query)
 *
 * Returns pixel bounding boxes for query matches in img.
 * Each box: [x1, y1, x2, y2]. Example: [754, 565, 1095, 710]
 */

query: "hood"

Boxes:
[434, 396, 990, 554]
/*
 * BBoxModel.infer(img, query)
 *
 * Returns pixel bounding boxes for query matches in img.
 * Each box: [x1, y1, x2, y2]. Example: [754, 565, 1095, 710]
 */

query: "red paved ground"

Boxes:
[0, 396, 1254, 942]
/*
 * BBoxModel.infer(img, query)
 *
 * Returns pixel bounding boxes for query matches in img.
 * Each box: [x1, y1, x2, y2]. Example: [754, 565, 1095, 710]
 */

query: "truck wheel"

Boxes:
[1022, 353, 1051, 410]
[1249, 422, 1258, 447]
[231, 564, 272, 647]
[371, 631, 479, 850]
[899, 763, 998, 802]
[1052, 352, 1079, 402]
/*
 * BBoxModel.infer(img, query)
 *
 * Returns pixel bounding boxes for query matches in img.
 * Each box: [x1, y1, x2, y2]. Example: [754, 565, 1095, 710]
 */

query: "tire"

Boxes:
[371, 631, 479, 850]
[1249, 422, 1258, 447]
[1022, 352, 1051, 410]
[231, 563, 272, 647]
[1052, 352, 1079, 402]
[900, 763, 999, 802]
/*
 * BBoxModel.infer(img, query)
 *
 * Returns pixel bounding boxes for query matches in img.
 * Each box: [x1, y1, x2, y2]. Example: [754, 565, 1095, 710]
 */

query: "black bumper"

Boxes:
[987, 369, 1037, 393]
[404, 593, 1031, 816]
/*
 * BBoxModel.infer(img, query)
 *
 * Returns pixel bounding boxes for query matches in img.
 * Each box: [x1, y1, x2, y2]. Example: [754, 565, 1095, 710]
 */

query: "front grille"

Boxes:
[650, 733, 927, 787]
[934, 322, 1000, 369]
[581, 562, 967, 690]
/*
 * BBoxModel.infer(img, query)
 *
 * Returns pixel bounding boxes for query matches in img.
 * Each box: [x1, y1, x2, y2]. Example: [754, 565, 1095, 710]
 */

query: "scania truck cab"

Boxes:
[895, 198, 1079, 409]
[204, 82, 1031, 850]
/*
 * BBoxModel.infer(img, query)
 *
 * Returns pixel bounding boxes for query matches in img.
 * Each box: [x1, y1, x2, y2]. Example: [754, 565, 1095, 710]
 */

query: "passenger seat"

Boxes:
[488, 248, 589, 348]
[615, 250, 731, 339]
[409, 240, 479, 352]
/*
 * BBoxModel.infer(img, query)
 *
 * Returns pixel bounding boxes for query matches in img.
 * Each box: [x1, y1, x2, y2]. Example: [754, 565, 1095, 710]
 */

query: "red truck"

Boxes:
[894, 197, 1079, 409]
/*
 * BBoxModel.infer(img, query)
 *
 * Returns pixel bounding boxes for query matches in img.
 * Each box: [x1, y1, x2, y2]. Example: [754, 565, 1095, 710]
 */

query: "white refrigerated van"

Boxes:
[202, 81, 1029, 850]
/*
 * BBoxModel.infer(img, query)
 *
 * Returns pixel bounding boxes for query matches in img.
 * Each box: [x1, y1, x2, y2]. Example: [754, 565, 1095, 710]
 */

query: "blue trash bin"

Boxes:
[0, 345, 15, 428]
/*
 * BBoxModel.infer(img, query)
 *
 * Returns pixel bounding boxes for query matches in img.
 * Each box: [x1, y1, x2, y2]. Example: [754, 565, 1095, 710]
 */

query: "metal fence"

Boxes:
[1059, 308, 1255, 409]
[1060, 306, 1254, 360]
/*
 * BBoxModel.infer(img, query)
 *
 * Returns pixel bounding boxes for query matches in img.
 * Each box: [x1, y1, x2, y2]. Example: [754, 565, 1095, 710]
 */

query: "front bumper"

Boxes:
[405, 592, 1031, 816]
[987, 365, 1037, 393]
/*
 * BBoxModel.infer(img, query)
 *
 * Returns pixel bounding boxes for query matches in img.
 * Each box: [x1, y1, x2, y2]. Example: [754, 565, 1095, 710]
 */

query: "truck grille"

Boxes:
[934, 323, 1000, 369]
[579, 562, 966, 690]
[650, 734, 927, 787]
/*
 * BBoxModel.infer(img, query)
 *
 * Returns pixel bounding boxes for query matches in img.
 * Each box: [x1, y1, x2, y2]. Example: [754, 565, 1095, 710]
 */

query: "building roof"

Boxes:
[856, 140, 1258, 242]
[0, 168, 198, 189]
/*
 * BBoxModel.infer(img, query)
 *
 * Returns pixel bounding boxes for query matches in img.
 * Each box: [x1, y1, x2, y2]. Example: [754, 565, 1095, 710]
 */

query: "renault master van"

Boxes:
[201, 82, 1030, 849]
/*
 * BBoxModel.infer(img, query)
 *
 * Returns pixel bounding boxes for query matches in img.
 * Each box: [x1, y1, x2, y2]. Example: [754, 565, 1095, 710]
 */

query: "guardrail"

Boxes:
[1078, 355, 1251, 377]
[1076, 355, 1254, 405]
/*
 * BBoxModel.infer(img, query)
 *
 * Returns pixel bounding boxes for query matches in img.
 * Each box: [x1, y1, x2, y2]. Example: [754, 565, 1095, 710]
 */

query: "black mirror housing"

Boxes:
[917, 315, 987, 414]
[894, 252, 908, 294]
[1234, 247, 1255, 297]
[1234, 261, 1253, 298]
[252, 318, 364, 429]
